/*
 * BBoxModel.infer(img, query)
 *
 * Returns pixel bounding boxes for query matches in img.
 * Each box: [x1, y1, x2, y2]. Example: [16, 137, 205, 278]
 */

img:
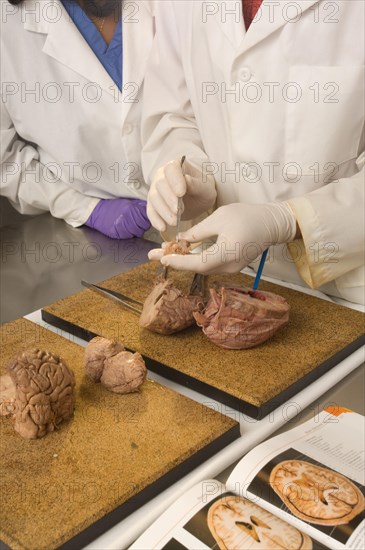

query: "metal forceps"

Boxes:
[81, 280, 143, 314]
[162, 154, 186, 280]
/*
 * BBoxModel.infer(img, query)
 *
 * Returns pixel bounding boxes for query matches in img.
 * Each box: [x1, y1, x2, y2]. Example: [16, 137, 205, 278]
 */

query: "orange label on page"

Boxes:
[325, 406, 352, 416]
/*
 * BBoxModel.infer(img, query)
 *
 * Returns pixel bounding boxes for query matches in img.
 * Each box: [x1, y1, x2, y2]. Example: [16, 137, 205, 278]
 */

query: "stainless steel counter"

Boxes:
[0, 212, 156, 323]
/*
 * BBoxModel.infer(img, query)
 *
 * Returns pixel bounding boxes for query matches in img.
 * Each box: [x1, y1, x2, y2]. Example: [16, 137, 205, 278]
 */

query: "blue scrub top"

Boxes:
[62, 1, 123, 91]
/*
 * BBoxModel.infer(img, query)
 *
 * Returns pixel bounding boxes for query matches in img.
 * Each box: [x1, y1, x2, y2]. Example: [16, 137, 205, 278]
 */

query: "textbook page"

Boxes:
[226, 408, 365, 550]
[130, 479, 328, 549]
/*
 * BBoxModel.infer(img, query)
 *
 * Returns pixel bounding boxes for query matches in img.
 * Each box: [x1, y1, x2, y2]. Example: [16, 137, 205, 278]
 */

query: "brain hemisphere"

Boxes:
[139, 279, 203, 335]
[194, 287, 290, 349]
[7, 349, 76, 440]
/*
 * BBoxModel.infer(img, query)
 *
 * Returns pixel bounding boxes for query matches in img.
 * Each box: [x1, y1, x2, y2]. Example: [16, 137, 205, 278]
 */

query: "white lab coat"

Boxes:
[142, 0, 365, 304]
[0, 0, 155, 227]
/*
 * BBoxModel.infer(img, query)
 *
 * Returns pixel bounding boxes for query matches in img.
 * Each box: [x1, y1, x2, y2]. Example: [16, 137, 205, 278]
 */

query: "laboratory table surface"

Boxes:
[0, 212, 364, 549]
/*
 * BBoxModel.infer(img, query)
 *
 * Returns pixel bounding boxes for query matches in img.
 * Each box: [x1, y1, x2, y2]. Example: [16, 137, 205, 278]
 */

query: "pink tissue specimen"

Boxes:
[194, 287, 290, 349]
[139, 279, 203, 335]
[163, 240, 191, 256]
[6, 349, 75, 439]
[84, 337, 147, 393]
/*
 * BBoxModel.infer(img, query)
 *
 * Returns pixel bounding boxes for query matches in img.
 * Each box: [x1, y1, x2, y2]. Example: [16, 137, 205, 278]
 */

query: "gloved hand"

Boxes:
[85, 198, 151, 239]
[148, 202, 298, 274]
[147, 158, 217, 231]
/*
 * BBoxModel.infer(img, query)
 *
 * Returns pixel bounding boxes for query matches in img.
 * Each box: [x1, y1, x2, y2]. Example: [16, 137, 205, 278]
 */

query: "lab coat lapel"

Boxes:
[209, 1, 246, 81]
[212, 0, 246, 51]
[238, 0, 319, 55]
[121, 3, 154, 121]
[25, 0, 116, 97]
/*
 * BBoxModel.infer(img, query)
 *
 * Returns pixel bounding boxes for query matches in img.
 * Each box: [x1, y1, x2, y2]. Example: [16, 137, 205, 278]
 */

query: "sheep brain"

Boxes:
[194, 286, 290, 349]
[7, 349, 76, 439]
[84, 337, 147, 393]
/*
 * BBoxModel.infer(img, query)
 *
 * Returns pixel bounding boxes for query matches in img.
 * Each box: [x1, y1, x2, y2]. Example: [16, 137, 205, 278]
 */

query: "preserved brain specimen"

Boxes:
[139, 279, 203, 335]
[208, 495, 313, 549]
[100, 351, 147, 394]
[194, 287, 290, 349]
[84, 337, 146, 393]
[6, 349, 76, 439]
[0, 374, 16, 417]
[270, 460, 365, 525]
[163, 240, 191, 256]
[84, 336, 124, 382]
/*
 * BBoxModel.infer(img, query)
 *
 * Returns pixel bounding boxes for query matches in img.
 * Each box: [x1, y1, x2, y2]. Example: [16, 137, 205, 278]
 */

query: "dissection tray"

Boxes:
[41, 262, 365, 419]
[0, 318, 239, 550]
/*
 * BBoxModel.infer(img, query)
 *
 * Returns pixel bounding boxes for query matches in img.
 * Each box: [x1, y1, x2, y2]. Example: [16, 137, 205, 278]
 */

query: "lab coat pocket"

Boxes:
[285, 65, 364, 175]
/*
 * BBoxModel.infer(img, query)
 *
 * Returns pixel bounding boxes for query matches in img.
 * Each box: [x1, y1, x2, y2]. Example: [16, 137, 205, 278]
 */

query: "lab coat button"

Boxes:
[242, 164, 252, 177]
[239, 67, 251, 82]
[126, 180, 141, 190]
[123, 123, 133, 135]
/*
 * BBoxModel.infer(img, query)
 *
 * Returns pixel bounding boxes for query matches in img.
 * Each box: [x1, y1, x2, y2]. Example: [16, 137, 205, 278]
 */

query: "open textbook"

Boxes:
[131, 407, 365, 550]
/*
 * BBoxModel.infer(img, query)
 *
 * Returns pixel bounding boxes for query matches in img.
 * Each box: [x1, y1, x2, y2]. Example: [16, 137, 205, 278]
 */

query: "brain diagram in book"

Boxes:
[248, 448, 365, 546]
[206, 494, 314, 550]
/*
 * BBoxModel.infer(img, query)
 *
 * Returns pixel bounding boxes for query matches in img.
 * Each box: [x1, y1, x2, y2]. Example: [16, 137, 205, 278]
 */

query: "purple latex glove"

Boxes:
[85, 198, 151, 239]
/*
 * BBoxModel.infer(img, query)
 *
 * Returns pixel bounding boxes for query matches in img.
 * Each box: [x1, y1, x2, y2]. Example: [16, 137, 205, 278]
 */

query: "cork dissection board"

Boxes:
[0, 319, 240, 550]
[42, 262, 365, 419]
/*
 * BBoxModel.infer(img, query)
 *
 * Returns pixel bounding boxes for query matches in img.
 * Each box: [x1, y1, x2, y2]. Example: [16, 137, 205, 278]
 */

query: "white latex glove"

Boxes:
[147, 158, 216, 232]
[148, 202, 298, 274]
